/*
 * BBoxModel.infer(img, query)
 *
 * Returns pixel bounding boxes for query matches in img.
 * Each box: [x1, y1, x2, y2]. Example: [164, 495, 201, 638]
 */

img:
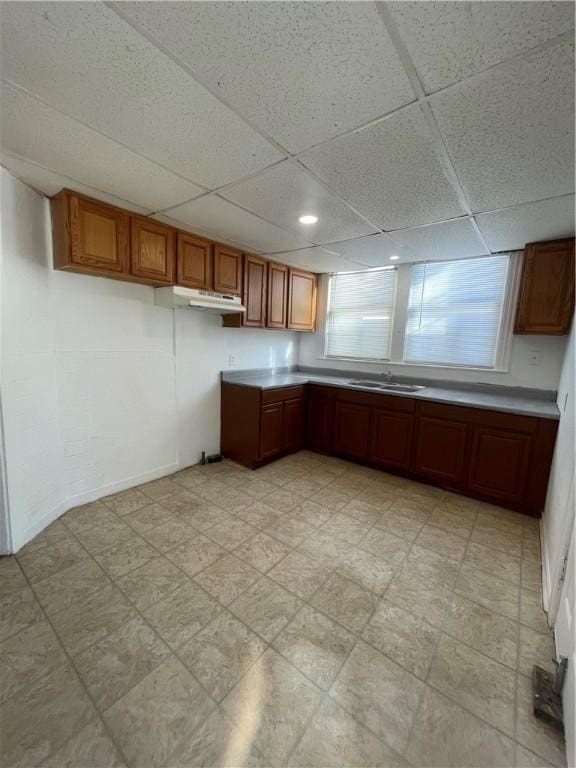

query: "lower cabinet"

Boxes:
[333, 401, 370, 460]
[467, 425, 532, 506]
[306, 386, 332, 452]
[259, 403, 284, 460]
[413, 415, 468, 489]
[221, 381, 558, 515]
[370, 408, 414, 471]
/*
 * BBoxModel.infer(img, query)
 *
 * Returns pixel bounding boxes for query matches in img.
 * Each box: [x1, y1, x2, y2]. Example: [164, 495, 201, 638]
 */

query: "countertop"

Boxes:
[221, 369, 560, 420]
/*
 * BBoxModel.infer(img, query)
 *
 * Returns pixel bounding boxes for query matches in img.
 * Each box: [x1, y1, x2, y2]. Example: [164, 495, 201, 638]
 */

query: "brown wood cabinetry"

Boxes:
[176, 233, 212, 289]
[52, 190, 316, 330]
[515, 238, 575, 335]
[288, 269, 317, 331]
[222, 381, 558, 516]
[51, 190, 130, 278]
[267, 262, 289, 329]
[306, 385, 332, 452]
[333, 401, 370, 460]
[243, 254, 267, 327]
[214, 245, 242, 295]
[467, 425, 532, 506]
[130, 217, 175, 285]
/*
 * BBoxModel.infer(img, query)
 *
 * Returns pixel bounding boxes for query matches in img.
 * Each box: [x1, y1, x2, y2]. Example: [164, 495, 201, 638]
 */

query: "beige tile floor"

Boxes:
[0, 451, 566, 768]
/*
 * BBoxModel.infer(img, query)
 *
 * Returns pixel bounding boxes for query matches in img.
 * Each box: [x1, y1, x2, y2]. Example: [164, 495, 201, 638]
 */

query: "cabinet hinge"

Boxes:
[559, 555, 568, 584]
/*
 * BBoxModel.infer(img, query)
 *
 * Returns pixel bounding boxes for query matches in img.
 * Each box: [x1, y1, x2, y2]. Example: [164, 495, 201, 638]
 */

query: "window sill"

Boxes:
[318, 356, 510, 374]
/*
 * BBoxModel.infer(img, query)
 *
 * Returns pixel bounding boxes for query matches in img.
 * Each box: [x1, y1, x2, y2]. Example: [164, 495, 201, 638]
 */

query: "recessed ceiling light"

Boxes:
[299, 215, 318, 224]
[389, 255, 400, 261]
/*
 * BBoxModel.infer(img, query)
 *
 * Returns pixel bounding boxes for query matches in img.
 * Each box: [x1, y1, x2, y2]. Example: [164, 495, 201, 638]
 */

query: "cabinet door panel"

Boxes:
[131, 217, 175, 285]
[214, 245, 242, 295]
[259, 403, 284, 460]
[370, 409, 413, 471]
[414, 416, 468, 488]
[515, 239, 575, 334]
[306, 389, 332, 452]
[267, 262, 288, 329]
[468, 427, 531, 505]
[333, 402, 370, 460]
[177, 233, 212, 289]
[68, 193, 130, 275]
[244, 255, 267, 327]
[283, 398, 304, 452]
[287, 269, 317, 331]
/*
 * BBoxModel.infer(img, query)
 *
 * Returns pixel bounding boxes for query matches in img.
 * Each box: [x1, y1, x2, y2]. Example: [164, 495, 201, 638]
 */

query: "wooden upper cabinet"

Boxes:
[267, 262, 288, 329]
[515, 238, 575, 335]
[130, 217, 175, 285]
[52, 190, 130, 278]
[214, 245, 242, 295]
[177, 233, 212, 290]
[287, 268, 317, 331]
[243, 254, 267, 327]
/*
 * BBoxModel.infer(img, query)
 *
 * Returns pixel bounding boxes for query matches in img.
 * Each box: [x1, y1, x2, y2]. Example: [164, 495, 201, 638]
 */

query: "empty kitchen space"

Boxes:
[0, 2, 575, 767]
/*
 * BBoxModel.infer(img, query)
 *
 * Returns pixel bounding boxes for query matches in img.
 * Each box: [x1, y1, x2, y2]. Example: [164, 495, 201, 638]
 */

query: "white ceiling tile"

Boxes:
[431, 38, 575, 212]
[270, 247, 367, 274]
[476, 196, 576, 252]
[114, 1, 415, 153]
[221, 161, 378, 245]
[0, 2, 283, 188]
[388, 1, 573, 93]
[0, 83, 203, 212]
[300, 104, 464, 230]
[0, 154, 151, 215]
[389, 218, 489, 262]
[326, 233, 416, 266]
[159, 195, 314, 254]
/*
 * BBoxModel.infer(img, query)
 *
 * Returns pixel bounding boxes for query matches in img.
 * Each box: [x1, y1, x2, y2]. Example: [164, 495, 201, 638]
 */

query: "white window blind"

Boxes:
[325, 268, 397, 360]
[404, 255, 510, 368]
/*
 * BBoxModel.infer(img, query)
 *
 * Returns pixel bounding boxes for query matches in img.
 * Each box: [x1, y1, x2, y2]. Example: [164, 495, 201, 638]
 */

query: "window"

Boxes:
[404, 255, 510, 368]
[325, 268, 397, 361]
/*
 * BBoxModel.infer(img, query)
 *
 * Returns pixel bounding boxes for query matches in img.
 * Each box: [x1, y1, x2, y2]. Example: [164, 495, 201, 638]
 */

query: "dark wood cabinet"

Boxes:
[287, 269, 317, 331]
[259, 403, 284, 460]
[221, 381, 558, 516]
[333, 401, 370, 460]
[51, 190, 130, 278]
[306, 385, 332, 452]
[243, 254, 267, 328]
[214, 245, 242, 295]
[515, 238, 575, 335]
[370, 409, 414, 471]
[283, 398, 305, 452]
[467, 425, 532, 505]
[267, 262, 288, 329]
[130, 217, 175, 285]
[413, 414, 468, 489]
[177, 232, 212, 289]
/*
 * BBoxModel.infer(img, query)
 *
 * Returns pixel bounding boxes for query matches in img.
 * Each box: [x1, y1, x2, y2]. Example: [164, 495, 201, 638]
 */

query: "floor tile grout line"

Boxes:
[12, 552, 136, 768]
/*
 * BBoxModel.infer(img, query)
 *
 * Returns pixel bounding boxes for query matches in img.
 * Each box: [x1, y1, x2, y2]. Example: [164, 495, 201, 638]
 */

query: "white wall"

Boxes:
[0, 169, 297, 550]
[299, 276, 566, 391]
[542, 321, 575, 608]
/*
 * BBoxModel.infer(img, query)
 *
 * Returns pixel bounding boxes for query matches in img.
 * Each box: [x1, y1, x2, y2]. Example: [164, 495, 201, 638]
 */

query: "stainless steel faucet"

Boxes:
[380, 369, 393, 383]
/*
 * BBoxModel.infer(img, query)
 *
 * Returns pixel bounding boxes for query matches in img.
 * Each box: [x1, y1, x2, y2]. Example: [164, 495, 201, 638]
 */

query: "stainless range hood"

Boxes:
[154, 286, 246, 314]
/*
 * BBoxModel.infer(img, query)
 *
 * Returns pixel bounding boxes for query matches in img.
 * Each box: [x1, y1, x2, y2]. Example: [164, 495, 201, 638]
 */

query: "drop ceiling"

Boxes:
[1, 1, 574, 273]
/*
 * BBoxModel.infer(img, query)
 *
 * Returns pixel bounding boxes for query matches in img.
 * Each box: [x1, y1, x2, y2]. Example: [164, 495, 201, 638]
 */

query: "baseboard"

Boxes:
[541, 517, 552, 615]
[12, 461, 179, 553]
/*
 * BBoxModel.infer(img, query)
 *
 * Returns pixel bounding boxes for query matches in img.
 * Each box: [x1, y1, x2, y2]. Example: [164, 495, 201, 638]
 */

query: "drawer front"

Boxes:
[261, 386, 305, 404]
[419, 401, 537, 433]
[335, 387, 415, 412]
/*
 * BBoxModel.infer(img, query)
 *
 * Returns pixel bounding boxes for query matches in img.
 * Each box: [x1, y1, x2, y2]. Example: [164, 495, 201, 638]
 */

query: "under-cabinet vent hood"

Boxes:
[154, 286, 246, 314]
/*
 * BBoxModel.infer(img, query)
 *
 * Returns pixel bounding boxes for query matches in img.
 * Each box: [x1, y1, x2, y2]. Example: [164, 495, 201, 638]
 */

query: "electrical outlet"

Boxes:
[228, 354, 237, 367]
[529, 349, 541, 366]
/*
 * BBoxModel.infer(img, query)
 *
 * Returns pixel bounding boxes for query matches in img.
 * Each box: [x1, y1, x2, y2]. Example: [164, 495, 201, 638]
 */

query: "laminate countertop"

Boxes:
[221, 369, 560, 420]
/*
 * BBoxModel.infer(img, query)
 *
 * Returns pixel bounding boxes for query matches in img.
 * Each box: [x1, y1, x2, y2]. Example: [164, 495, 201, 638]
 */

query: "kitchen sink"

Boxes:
[348, 380, 426, 394]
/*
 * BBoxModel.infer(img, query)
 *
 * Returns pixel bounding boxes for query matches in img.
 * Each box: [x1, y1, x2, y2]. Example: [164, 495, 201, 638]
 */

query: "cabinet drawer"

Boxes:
[419, 401, 536, 433]
[335, 387, 415, 412]
[261, 386, 305, 404]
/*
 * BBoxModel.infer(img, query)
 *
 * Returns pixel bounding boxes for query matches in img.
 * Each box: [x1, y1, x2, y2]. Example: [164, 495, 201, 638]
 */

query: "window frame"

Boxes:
[323, 266, 398, 363]
[317, 253, 521, 373]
